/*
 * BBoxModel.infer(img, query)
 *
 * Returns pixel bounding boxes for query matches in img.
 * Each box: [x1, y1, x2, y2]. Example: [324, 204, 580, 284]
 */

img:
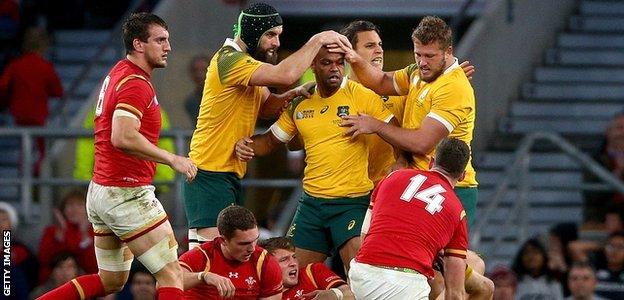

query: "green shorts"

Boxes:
[183, 170, 242, 228]
[287, 192, 370, 255]
[455, 187, 478, 231]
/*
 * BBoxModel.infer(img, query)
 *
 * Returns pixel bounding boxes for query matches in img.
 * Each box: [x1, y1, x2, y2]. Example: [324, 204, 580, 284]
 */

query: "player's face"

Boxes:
[130, 272, 156, 300]
[253, 25, 283, 65]
[223, 227, 259, 262]
[567, 268, 596, 298]
[272, 249, 299, 288]
[354, 30, 383, 70]
[413, 39, 451, 83]
[312, 48, 345, 90]
[142, 24, 171, 69]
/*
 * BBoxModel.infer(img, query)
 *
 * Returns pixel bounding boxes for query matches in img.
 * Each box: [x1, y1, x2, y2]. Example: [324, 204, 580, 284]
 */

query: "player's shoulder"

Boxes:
[216, 45, 257, 71]
[286, 94, 309, 118]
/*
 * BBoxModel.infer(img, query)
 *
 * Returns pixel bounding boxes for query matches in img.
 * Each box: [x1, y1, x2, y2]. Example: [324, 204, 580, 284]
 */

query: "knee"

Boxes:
[479, 277, 495, 297]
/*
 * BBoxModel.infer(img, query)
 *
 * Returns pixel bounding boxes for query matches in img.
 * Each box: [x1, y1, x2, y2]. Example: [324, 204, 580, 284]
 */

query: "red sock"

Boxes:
[37, 274, 105, 300]
[158, 287, 184, 299]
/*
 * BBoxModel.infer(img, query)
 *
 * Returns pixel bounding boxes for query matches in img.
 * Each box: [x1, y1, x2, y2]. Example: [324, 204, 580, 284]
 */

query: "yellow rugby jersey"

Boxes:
[189, 39, 264, 178]
[393, 59, 477, 187]
[366, 94, 406, 185]
[271, 79, 394, 198]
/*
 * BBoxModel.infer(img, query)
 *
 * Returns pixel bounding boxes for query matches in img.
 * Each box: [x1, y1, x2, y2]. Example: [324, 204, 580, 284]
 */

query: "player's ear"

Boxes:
[133, 38, 144, 53]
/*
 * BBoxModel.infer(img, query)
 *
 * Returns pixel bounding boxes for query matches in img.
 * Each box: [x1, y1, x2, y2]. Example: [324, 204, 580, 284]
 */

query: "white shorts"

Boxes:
[349, 259, 430, 300]
[87, 181, 168, 242]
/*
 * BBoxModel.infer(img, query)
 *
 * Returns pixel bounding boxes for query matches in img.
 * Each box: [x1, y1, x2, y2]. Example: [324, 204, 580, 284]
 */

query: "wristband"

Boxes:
[330, 288, 343, 300]
[197, 271, 205, 282]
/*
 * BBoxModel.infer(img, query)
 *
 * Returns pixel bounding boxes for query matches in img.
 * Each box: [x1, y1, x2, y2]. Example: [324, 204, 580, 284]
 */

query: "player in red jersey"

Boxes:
[259, 237, 354, 300]
[39, 13, 197, 300]
[350, 138, 469, 300]
[179, 206, 283, 299]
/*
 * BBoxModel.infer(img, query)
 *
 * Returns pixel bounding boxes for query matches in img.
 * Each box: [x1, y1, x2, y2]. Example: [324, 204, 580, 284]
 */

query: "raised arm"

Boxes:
[344, 49, 399, 96]
[249, 31, 351, 87]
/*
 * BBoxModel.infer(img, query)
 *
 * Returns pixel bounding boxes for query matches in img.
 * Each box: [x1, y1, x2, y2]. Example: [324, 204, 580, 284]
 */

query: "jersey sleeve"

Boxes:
[392, 64, 418, 95]
[427, 79, 473, 133]
[178, 247, 208, 272]
[444, 211, 468, 259]
[270, 99, 300, 143]
[114, 78, 154, 120]
[310, 263, 346, 290]
[217, 47, 263, 86]
[259, 254, 283, 298]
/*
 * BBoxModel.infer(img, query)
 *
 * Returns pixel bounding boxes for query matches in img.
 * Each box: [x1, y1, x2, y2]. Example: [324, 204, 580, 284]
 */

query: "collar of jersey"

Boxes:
[224, 38, 243, 52]
[443, 57, 460, 75]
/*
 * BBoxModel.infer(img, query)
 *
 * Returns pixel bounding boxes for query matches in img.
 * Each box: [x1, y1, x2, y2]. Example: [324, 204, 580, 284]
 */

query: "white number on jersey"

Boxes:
[95, 76, 111, 117]
[400, 174, 446, 214]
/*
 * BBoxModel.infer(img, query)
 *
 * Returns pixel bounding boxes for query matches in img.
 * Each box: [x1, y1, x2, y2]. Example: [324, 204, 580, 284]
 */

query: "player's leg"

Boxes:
[329, 195, 370, 274]
[349, 260, 430, 300]
[431, 251, 493, 300]
[184, 170, 242, 247]
[288, 192, 332, 266]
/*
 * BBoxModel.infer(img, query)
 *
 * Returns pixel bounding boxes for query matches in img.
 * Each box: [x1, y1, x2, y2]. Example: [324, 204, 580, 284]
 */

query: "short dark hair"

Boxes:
[434, 138, 470, 179]
[340, 20, 381, 48]
[259, 237, 295, 255]
[122, 12, 168, 55]
[217, 206, 257, 239]
[411, 16, 452, 50]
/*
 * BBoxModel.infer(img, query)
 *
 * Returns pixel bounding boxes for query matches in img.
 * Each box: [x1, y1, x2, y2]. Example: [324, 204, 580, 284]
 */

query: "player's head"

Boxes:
[259, 237, 299, 287]
[433, 138, 470, 181]
[122, 12, 170, 68]
[129, 264, 156, 300]
[312, 47, 345, 92]
[189, 54, 210, 87]
[340, 20, 384, 70]
[217, 205, 259, 262]
[234, 2, 283, 64]
[411, 16, 453, 83]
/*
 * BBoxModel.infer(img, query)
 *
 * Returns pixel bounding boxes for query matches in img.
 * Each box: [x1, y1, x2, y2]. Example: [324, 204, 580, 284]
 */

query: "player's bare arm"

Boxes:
[249, 31, 351, 87]
[442, 256, 467, 300]
[259, 82, 315, 119]
[342, 47, 399, 96]
[111, 115, 197, 181]
[235, 131, 284, 161]
[302, 284, 354, 300]
[341, 114, 448, 155]
[181, 269, 236, 298]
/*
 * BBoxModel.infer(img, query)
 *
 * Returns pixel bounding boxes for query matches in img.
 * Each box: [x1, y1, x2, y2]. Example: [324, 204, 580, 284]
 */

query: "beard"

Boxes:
[147, 54, 167, 69]
[420, 56, 446, 83]
[252, 46, 278, 65]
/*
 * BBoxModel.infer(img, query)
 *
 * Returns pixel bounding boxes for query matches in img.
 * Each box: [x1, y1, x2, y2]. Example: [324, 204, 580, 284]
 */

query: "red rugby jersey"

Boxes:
[179, 237, 283, 299]
[282, 263, 345, 300]
[357, 169, 468, 278]
[92, 59, 161, 186]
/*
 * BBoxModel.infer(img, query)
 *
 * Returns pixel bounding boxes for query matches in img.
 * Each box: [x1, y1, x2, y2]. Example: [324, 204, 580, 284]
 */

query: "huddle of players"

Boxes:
[39, 2, 494, 300]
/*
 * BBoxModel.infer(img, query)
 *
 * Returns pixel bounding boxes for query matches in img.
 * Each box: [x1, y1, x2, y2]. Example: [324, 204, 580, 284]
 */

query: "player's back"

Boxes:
[357, 168, 467, 278]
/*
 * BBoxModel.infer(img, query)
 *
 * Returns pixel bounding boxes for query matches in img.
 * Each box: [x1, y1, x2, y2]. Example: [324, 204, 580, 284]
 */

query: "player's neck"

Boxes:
[220, 243, 237, 261]
[431, 167, 456, 186]
[317, 82, 340, 98]
[126, 54, 153, 75]
[234, 37, 248, 53]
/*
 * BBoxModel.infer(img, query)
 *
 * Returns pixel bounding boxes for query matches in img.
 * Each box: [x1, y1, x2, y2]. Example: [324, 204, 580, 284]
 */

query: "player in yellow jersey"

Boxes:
[184, 3, 351, 248]
[339, 16, 479, 231]
[234, 47, 396, 274]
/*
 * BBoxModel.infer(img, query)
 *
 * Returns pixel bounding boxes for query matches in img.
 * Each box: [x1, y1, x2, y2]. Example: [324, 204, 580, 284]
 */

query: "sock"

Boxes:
[157, 287, 184, 299]
[37, 274, 105, 300]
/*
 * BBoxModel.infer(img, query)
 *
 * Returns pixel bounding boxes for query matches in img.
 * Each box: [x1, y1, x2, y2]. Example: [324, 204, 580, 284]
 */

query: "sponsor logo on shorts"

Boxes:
[286, 223, 296, 237]
[347, 220, 356, 231]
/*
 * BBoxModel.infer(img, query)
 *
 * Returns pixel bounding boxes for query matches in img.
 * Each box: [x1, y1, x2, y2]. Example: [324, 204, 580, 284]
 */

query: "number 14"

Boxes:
[400, 174, 446, 214]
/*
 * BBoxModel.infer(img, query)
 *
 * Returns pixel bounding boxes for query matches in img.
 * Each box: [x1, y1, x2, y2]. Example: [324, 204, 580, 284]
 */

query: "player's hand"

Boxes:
[340, 113, 382, 139]
[53, 209, 67, 241]
[459, 60, 475, 80]
[312, 30, 352, 52]
[171, 155, 197, 182]
[202, 272, 236, 298]
[295, 81, 316, 99]
[235, 137, 255, 161]
[302, 290, 337, 300]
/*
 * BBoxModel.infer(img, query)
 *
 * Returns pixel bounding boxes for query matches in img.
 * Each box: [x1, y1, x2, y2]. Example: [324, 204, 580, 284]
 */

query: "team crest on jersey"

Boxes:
[296, 110, 314, 120]
[228, 272, 239, 279]
[320, 105, 329, 114]
[337, 106, 350, 117]
[245, 276, 257, 288]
